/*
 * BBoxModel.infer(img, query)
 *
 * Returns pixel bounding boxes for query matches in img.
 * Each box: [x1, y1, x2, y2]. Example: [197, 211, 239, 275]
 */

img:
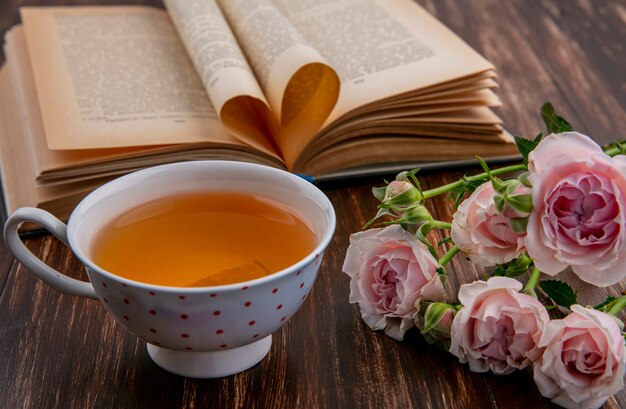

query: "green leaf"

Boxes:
[518, 172, 532, 188]
[362, 207, 394, 229]
[594, 296, 617, 311]
[438, 237, 453, 247]
[491, 254, 532, 278]
[372, 186, 387, 202]
[508, 217, 529, 234]
[506, 192, 532, 214]
[415, 226, 438, 260]
[447, 175, 484, 208]
[436, 266, 447, 286]
[541, 102, 574, 134]
[514, 133, 543, 166]
[539, 280, 577, 308]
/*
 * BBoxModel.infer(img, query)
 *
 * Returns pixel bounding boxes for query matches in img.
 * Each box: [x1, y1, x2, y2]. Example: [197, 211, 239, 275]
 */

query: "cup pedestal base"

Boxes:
[146, 335, 272, 378]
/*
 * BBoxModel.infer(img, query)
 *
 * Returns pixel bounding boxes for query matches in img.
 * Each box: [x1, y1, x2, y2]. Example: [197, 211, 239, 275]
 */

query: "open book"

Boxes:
[0, 0, 518, 225]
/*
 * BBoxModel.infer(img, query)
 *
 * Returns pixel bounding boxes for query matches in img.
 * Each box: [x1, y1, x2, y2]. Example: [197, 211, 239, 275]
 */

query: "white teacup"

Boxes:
[3, 161, 336, 378]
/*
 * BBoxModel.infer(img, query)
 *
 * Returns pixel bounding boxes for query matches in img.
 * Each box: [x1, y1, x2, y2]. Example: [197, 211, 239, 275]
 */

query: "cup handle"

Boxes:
[3, 207, 97, 299]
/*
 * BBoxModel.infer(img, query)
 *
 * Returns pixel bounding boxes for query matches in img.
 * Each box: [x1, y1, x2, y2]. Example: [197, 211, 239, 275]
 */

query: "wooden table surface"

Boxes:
[1, 1, 625, 408]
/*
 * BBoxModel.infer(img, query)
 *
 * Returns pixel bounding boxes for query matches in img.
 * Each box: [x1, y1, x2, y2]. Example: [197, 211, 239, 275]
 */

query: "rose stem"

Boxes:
[419, 141, 623, 201]
[438, 245, 459, 267]
[523, 267, 541, 298]
[607, 295, 626, 317]
[603, 140, 626, 157]
[422, 164, 527, 199]
[430, 221, 452, 230]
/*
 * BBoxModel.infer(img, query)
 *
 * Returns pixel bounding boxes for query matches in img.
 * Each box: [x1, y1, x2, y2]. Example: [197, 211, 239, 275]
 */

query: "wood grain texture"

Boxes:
[1, 0, 625, 408]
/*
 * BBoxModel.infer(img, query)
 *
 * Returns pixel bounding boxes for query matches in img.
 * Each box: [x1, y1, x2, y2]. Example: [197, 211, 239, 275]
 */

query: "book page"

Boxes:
[4, 26, 155, 175]
[5, 24, 270, 179]
[164, 0, 280, 156]
[272, 0, 495, 124]
[216, 0, 340, 167]
[19, 6, 235, 150]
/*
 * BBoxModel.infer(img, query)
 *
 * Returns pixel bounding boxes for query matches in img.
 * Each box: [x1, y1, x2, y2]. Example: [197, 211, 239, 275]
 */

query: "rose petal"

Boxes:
[342, 225, 444, 340]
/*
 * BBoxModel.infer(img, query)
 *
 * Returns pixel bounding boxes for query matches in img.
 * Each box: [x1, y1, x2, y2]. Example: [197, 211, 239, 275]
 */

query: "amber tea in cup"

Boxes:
[5, 161, 336, 378]
[90, 191, 317, 287]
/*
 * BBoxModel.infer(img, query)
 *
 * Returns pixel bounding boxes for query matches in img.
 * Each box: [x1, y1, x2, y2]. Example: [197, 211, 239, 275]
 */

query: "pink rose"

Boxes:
[451, 182, 526, 267]
[387, 180, 413, 197]
[449, 277, 549, 374]
[526, 132, 626, 286]
[533, 305, 626, 409]
[342, 225, 445, 340]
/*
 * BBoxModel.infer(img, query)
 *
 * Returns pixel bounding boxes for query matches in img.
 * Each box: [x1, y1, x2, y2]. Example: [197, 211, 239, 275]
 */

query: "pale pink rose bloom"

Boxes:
[533, 305, 626, 409]
[526, 131, 626, 286]
[449, 277, 549, 375]
[387, 180, 413, 197]
[451, 182, 526, 267]
[342, 225, 445, 340]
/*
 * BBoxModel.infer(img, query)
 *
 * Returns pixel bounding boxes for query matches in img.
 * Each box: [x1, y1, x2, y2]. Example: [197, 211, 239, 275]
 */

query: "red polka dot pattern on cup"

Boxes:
[95, 258, 318, 352]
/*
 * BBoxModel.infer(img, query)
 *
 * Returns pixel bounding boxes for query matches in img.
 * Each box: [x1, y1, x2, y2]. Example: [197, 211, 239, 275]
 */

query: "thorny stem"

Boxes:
[422, 164, 527, 199]
[603, 141, 626, 157]
[418, 139, 624, 200]
[607, 295, 626, 317]
[439, 246, 459, 267]
[523, 267, 541, 298]
[430, 221, 452, 230]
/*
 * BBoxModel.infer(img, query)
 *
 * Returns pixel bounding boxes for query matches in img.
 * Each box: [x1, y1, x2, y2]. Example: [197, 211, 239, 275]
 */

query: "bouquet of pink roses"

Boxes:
[342, 104, 626, 409]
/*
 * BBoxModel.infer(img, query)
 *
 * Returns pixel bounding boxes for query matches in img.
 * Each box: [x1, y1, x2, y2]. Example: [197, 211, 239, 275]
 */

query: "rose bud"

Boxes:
[373, 180, 422, 207]
[392, 205, 433, 226]
[416, 302, 457, 347]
